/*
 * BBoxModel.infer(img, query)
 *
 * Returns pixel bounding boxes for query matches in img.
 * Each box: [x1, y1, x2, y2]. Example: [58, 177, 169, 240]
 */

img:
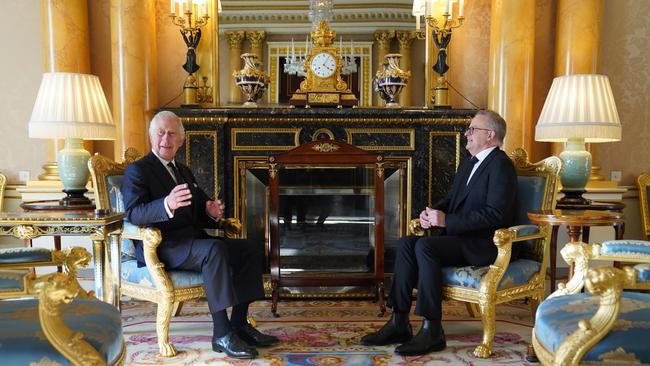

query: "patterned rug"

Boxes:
[121, 299, 535, 365]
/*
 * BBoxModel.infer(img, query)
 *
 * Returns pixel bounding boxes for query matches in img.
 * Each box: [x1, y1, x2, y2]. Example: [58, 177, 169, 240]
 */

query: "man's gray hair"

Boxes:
[149, 111, 185, 141]
[475, 110, 507, 146]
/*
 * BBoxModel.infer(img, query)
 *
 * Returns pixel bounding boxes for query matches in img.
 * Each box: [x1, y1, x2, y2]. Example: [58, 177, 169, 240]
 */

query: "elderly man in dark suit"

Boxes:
[122, 111, 277, 359]
[361, 110, 517, 356]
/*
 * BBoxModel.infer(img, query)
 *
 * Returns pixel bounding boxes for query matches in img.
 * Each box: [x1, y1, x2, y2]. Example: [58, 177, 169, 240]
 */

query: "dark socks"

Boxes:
[212, 310, 232, 338]
[393, 311, 409, 325]
[230, 302, 250, 329]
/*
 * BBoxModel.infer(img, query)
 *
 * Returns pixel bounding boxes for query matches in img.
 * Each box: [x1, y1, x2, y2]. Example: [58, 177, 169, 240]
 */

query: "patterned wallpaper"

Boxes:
[598, 0, 650, 186]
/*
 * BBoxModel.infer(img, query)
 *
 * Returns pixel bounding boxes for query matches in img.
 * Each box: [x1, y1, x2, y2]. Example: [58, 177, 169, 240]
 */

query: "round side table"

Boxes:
[528, 209, 625, 292]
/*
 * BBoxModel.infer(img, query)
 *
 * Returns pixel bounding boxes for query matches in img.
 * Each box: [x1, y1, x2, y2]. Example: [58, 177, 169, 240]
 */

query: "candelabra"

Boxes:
[170, 0, 211, 106]
[413, 0, 465, 108]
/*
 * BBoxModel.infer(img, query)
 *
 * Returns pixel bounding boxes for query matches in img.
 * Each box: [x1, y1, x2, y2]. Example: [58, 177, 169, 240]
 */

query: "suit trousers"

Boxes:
[390, 235, 469, 321]
[169, 237, 265, 314]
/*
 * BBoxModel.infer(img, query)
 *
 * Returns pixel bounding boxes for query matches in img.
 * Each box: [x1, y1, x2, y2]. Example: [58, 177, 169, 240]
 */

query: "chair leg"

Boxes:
[474, 298, 495, 358]
[172, 301, 184, 317]
[156, 299, 177, 357]
[465, 302, 481, 318]
[529, 291, 543, 320]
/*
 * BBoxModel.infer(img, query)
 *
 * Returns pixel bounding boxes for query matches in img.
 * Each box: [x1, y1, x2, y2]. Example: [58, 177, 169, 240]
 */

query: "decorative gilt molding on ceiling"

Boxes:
[219, 0, 415, 34]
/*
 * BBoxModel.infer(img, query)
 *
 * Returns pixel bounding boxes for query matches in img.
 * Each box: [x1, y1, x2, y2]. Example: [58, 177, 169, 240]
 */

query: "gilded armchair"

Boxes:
[532, 238, 650, 365]
[0, 247, 125, 365]
[88, 148, 241, 357]
[410, 148, 561, 358]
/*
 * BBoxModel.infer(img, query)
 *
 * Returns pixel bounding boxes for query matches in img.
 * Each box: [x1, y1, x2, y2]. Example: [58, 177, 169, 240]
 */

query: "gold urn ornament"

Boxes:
[374, 54, 411, 108]
[233, 53, 270, 107]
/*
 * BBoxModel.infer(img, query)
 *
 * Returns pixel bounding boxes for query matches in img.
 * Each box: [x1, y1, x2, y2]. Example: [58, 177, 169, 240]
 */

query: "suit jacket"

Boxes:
[433, 148, 517, 264]
[122, 151, 219, 267]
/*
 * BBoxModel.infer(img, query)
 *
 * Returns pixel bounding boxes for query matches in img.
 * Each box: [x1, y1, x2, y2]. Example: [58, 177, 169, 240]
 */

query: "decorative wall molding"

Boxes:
[219, 1, 415, 33]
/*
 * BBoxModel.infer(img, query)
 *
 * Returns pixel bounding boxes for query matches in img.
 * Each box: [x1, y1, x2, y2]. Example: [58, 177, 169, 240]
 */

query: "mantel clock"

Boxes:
[289, 21, 358, 108]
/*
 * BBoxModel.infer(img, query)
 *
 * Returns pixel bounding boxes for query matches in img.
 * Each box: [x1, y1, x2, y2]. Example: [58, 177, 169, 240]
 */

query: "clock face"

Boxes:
[310, 52, 337, 78]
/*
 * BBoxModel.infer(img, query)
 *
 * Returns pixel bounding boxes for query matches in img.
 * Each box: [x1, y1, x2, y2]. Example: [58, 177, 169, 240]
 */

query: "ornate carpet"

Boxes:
[121, 299, 535, 365]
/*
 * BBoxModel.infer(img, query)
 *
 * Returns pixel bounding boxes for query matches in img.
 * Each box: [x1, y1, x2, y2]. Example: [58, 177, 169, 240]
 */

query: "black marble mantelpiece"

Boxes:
[169, 106, 475, 119]
[167, 106, 475, 225]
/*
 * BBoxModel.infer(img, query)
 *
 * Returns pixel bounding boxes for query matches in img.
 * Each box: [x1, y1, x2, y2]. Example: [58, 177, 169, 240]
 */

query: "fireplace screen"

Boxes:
[236, 142, 408, 307]
[239, 161, 406, 275]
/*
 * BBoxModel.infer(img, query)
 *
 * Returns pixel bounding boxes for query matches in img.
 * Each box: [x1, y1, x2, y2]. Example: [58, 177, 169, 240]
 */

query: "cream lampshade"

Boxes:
[28, 72, 116, 206]
[535, 74, 621, 205]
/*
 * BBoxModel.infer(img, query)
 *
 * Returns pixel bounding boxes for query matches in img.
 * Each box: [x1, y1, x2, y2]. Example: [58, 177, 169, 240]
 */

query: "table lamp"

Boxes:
[535, 74, 621, 205]
[28, 72, 116, 206]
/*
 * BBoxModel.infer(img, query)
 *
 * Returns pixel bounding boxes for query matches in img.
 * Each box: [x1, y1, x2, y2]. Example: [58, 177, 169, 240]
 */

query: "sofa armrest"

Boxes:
[554, 266, 636, 365]
[29, 271, 108, 365]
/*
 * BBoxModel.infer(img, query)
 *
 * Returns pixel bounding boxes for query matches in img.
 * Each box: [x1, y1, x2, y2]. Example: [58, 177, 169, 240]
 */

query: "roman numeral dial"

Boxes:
[310, 52, 337, 78]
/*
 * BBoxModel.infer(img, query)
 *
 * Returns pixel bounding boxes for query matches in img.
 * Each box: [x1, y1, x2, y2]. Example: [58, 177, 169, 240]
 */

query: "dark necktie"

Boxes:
[167, 162, 185, 184]
[465, 156, 479, 185]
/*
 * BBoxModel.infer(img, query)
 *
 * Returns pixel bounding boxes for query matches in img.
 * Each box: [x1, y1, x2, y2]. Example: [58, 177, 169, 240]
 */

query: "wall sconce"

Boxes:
[413, 0, 465, 109]
[535, 74, 622, 205]
[170, 0, 222, 107]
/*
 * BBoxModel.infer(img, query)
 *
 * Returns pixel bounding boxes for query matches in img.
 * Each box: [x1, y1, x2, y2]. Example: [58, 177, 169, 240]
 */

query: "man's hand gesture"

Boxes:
[167, 184, 192, 211]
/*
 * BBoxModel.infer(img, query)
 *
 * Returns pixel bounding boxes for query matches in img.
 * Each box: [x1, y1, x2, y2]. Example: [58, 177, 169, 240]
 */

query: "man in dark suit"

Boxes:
[123, 111, 278, 359]
[361, 110, 517, 356]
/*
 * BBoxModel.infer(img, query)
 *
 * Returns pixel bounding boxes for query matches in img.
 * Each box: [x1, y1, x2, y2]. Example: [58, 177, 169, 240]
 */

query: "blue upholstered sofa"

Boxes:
[532, 239, 650, 365]
[0, 247, 125, 365]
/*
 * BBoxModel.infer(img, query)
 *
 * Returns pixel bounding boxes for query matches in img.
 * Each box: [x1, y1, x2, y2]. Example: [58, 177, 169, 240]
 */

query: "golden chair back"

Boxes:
[0, 172, 6, 211]
[637, 173, 650, 240]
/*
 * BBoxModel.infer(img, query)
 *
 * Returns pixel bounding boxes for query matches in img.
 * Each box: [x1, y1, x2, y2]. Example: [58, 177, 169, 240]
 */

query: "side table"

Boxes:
[528, 209, 625, 292]
[20, 200, 95, 253]
[0, 209, 123, 307]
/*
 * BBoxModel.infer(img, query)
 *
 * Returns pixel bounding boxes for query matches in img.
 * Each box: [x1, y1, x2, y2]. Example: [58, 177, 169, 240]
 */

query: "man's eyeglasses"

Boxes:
[465, 127, 492, 135]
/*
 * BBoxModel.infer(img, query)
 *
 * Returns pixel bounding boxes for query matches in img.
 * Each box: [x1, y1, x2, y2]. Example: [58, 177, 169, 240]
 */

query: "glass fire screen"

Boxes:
[241, 161, 406, 275]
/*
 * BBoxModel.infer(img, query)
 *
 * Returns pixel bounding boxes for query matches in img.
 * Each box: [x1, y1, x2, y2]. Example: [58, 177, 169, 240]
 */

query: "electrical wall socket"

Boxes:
[611, 170, 622, 182]
[18, 171, 30, 182]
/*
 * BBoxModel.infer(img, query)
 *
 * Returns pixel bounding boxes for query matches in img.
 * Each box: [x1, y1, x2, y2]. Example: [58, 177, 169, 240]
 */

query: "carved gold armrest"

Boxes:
[409, 218, 426, 236]
[52, 247, 92, 277]
[136, 226, 176, 291]
[217, 217, 242, 239]
[29, 272, 106, 366]
[477, 228, 515, 293]
[554, 266, 636, 366]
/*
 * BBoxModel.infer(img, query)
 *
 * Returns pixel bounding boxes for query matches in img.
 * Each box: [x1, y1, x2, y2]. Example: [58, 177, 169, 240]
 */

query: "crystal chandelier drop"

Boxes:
[308, 0, 334, 30]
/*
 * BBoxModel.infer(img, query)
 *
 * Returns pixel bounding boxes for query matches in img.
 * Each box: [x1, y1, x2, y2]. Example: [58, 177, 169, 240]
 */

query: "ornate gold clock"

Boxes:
[290, 20, 358, 107]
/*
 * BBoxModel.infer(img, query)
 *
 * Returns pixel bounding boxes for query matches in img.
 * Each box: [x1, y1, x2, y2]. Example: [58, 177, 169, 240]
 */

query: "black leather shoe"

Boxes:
[236, 323, 279, 347]
[212, 332, 259, 359]
[361, 313, 412, 346]
[394, 319, 446, 356]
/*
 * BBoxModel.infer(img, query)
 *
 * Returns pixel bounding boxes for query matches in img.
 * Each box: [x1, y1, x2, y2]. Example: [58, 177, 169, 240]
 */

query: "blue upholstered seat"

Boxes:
[535, 291, 650, 364]
[0, 269, 28, 293]
[0, 247, 52, 264]
[443, 259, 541, 289]
[636, 263, 650, 283]
[121, 259, 204, 289]
[0, 298, 124, 365]
[600, 239, 650, 257]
